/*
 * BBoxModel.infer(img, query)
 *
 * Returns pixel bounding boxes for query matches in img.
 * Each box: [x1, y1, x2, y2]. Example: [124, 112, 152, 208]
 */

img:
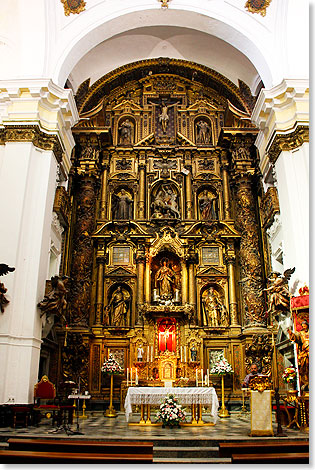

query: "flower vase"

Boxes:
[288, 381, 295, 391]
[218, 374, 230, 418]
[105, 374, 117, 417]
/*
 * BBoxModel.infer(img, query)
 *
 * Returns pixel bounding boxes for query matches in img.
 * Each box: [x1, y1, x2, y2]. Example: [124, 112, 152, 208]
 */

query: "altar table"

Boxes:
[124, 387, 219, 426]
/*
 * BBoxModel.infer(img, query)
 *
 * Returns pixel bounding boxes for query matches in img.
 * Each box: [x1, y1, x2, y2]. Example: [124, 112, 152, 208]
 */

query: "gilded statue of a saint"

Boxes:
[155, 260, 175, 301]
[202, 287, 228, 327]
[288, 321, 309, 390]
[106, 286, 130, 326]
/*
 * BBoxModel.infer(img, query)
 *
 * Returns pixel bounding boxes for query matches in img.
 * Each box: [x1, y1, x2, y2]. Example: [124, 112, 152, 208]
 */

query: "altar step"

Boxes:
[153, 444, 231, 464]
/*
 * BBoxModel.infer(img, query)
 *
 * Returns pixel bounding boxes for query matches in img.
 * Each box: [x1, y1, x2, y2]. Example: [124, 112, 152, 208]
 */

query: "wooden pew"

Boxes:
[219, 439, 309, 457]
[7, 438, 153, 455]
[232, 452, 309, 464]
[0, 450, 153, 464]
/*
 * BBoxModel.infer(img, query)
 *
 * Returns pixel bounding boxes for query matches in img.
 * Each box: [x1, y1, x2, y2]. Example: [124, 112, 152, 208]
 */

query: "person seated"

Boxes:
[242, 363, 261, 388]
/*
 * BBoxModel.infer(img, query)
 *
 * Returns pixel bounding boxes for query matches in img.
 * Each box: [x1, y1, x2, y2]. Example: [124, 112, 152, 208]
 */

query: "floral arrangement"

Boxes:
[156, 394, 186, 427]
[210, 357, 233, 375]
[282, 367, 297, 384]
[101, 354, 123, 375]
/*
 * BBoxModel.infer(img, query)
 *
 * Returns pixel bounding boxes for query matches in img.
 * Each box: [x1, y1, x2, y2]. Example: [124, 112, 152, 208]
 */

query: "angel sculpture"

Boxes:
[262, 268, 295, 314]
[0, 264, 15, 276]
[37, 275, 70, 323]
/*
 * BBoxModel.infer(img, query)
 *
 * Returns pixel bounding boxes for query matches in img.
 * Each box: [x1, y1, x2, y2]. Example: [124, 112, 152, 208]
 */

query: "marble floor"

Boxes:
[0, 409, 308, 442]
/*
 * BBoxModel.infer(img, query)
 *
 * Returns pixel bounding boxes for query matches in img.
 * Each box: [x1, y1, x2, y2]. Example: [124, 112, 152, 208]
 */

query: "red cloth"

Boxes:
[291, 295, 309, 309]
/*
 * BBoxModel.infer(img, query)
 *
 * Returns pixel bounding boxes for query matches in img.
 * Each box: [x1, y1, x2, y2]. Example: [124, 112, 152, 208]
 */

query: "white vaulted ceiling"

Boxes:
[68, 26, 261, 94]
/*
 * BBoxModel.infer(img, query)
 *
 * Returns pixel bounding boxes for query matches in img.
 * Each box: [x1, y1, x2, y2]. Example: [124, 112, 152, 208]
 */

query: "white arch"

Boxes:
[51, 6, 275, 89]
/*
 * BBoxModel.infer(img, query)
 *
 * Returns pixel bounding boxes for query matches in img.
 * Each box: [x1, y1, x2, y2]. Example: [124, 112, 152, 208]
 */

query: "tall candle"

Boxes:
[130, 367, 133, 386]
[196, 369, 198, 387]
[180, 346, 183, 362]
[127, 368, 129, 387]
[135, 369, 138, 385]
[201, 369, 203, 387]
[207, 369, 209, 386]
[147, 346, 149, 362]
[184, 346, 187, 363]
[151, 346, 153, 363]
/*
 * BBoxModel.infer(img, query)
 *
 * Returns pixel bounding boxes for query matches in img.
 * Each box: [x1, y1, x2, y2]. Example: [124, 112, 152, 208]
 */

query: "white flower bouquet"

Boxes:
[156, 394, 186, 427]
[210, 357, 233, 375]
[101, 354, 123, 375]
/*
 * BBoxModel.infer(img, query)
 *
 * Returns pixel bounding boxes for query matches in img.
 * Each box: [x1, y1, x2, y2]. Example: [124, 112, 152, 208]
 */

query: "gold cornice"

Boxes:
[267, 125, 309, 164]
[78, 58, 251, 115]
[0, 125, 64, 164]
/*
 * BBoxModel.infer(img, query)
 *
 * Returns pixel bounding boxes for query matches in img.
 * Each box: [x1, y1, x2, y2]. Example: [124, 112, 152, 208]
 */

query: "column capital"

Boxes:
[252, 79, 309, 163]
[0, 79, 79, 176]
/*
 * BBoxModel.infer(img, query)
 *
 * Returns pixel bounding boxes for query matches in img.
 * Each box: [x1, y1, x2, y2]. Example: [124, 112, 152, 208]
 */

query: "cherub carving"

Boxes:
[38, 275, 70, 323]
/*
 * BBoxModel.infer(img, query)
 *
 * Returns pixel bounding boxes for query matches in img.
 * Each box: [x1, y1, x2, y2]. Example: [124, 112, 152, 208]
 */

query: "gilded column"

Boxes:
[144, 249, 151, 304]
[95, 253, 105, 326]
[232, 142, 266, 328]
[224, 251, 238, 326]
[221, 151, 232, 220]
[136, 244, 146, 323]
[187, 247, 198, 323]
[185, 165, 193, 219]
[99, 161, 109, 219]
[69, 143, 100, 327]
[138, 163, 146, 220]
[181, 260, 188, 305]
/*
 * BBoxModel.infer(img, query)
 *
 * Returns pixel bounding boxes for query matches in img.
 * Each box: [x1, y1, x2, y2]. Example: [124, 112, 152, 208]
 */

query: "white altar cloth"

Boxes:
[124, 387, 219, 423]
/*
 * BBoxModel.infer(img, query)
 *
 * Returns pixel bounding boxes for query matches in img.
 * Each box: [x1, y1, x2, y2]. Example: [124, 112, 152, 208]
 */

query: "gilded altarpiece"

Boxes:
[57, 59, 275, 408]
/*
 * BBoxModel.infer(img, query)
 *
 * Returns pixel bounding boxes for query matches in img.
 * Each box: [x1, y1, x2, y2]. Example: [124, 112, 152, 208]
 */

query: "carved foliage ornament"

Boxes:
[61, 0, 86, 16]
[245, 0, 272, 17]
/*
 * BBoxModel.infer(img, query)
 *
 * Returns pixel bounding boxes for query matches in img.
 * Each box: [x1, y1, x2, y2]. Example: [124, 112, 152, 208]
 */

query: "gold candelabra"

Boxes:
[105, 374, 117, 418]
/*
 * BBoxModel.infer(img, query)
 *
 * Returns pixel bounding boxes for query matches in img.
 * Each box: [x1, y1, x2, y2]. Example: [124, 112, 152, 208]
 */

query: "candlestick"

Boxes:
[147, 346, 149, 362]
[151, 346, 153, 363]
[127, 368, 129, 387]
[201, 369, 203, 387]
[135, 369, 138, 385]
[184, 346, 187, 363]
[130, 367, 133, 386]
[196, 369, 198, 387]
[180, 346, 183, 362]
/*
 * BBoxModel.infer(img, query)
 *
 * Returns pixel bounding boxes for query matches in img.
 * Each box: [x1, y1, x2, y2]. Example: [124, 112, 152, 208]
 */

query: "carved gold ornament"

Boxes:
[249, 376, 272, 392]
[61, 0, 86, 16]
[159, 0, 170, 8]
[245, 0, 272, 17]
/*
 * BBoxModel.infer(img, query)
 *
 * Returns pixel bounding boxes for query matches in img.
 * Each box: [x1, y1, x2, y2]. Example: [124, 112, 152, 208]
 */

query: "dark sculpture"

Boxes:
[199, 190, 217, 220]
[38, 275, 70, 323]
[0, 264, 15, 313]
[112, 189, 133, 219]
[263, 268, 295, 314]
[118, 119, 133, 144]
[196, 120, 211, 144]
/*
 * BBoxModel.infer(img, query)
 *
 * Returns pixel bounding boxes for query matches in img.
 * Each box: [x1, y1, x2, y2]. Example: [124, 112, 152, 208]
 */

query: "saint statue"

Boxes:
[37, 275, 70, 323]
[106, 286, 130, 326]
[118, 119, 133, 144]
[202, 287, 228, 327]
[137, 343, 144, 362]
[288, 321, 309, 391]
[151, 185, 180, 219]
[190, 345, 197, 362]
[196, 120, 211, 144]
[112, 189, 133, 220]
[199, 190, 217, 220]
[155, 259, 175, 301]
